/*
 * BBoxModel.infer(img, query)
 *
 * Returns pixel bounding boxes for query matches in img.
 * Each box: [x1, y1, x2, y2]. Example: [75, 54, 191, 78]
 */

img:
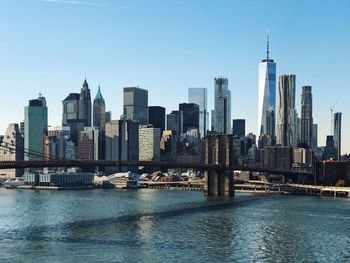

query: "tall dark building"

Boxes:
[167, 111, 181, 141]
[148, 106, 165, 136]
[323, 135, 337, 160]
[232, 119, 245, 138]
[123, 87, 148, 125]
[334, 112, 342, 160]
[300, 86, 313, 147]
[93, 86, 106, 131]
[179, 103, 199, 134]
[62, 93, 84, 146]
[79, 79, 92, 127]
[266, 107, 276, 145]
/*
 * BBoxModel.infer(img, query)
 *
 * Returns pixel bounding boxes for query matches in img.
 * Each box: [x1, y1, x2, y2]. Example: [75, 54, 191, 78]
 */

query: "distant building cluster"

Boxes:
[0, 33, 346, 186]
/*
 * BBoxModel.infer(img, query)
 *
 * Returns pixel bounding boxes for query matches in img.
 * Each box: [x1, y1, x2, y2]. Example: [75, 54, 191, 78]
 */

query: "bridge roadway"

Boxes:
[0, 160, 313, 177]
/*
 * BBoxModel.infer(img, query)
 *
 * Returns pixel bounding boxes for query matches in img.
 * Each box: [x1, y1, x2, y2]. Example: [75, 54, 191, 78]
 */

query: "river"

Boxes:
[0, 188, 349, 262]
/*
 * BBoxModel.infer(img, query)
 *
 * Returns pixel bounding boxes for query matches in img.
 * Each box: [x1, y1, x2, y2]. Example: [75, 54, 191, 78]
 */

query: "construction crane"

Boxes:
[330, 101, 338, 135]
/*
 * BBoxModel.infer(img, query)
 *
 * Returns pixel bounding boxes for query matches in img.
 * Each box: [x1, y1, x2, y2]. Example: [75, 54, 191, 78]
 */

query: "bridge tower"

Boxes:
[204, 135, 235, 196]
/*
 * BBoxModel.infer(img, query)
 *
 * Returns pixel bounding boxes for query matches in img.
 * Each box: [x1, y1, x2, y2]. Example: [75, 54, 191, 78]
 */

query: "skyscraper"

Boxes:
[123, 87, 148, 125]
[213, 77, 231, 134]
[188, 88, 208, 137]
[232, 119, 245, 138]
[300, 86, 313, 147]
[276, 75, 297, 146]
[258, 32, 276, 135]
[24, 97, 48, 161]
[105, 120, 139, 172]
[179, 103, 199, 134]
[139, 125, 161, 161]
[334, 112, 342, 160]
[62, 93, 84, 147]
[0, 123, 24, 177]
[93, 86, 106, 131]
[79, 79, 92, 127]
[148, 106, 165, 136]
[266, 107, 276, 145]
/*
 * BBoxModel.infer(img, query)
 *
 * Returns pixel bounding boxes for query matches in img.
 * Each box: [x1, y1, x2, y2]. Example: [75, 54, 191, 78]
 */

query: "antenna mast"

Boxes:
[266, 29, 270, 61]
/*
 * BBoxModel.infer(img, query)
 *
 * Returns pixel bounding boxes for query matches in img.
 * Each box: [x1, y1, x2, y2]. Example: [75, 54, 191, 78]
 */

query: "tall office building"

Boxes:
[188, 88, 208, 137]
[179, 103, 199, 134]
[139, 125, 161, 161]
[46, 126, 75, 160]
[77, 127, 105, 161]
[62, 93, 84, 146]
[312, 123, 318, 148]
[123, 87, 148, 125]
[276, 75, 297, 147]
[258, 32, 276, 135]
[334, 112, 342, 160]
[213, 77, 231, 134]
[232, 119, 245, 138]
[148, 106, 165, 136]
[0, 123, 24, 177]
[105, 120, 139, 172]
[79, 79, 92, 127]
[93, 86, 106, 131]
[266, 107, 276, 144]
[300, 86, 313, 147]
[24, 97, 48, 161]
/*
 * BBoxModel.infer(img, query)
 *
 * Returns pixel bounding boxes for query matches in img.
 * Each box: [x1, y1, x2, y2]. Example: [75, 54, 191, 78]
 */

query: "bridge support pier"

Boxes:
[204, 170, 234, 196]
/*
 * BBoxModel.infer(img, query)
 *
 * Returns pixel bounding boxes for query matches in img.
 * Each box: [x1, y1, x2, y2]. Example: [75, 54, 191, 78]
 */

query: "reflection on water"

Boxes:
[0, 189, 349, 262]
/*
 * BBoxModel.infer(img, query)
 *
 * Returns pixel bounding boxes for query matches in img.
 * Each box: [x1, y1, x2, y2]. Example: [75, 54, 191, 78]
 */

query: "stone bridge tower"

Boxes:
[204, 134, 235, 196]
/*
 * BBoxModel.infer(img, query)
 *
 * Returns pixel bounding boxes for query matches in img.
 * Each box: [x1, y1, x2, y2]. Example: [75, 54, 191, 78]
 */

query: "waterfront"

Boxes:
[0, 189, 350, 262]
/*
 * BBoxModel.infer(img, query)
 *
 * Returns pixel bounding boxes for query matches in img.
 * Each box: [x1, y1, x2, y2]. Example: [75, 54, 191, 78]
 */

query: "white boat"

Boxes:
[108, 172, 142, 189]
[4, 178, 25, 189]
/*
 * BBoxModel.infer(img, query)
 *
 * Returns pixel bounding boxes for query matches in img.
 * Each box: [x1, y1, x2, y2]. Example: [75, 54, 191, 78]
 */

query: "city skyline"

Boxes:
[0, 0, 350, 152]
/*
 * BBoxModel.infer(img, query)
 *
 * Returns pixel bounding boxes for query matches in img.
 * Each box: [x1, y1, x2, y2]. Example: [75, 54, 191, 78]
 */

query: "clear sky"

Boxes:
[0, 0, 349, 153]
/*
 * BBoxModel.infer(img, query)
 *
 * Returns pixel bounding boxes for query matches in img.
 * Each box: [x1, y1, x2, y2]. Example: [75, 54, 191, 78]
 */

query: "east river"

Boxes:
[0, 188, 349, 263]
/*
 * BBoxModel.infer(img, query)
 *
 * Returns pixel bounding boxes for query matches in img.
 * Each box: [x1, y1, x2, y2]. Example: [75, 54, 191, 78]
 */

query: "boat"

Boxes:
[4, 178, 25, 189]
[108, 172, 143, 189]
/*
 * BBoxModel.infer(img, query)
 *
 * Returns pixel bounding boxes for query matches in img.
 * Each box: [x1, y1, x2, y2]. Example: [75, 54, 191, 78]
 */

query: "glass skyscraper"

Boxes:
[300, 86, 313, 147]
[24, 96, 48, 161]
[276, 74, 297, 147]
[258, 33, 276, 135]
[334, 112, 342, 160]
[123, 87, 148, 125]
[213, 77, 231, 134]
[188, 88, 208, 138]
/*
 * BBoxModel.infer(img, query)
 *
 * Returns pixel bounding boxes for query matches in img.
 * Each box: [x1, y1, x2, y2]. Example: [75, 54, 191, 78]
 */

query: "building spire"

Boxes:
[266, 29, 270, 61]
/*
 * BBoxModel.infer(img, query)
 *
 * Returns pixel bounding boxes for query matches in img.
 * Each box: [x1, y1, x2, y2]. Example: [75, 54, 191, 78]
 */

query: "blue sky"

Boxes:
[0, 0, 349, 152]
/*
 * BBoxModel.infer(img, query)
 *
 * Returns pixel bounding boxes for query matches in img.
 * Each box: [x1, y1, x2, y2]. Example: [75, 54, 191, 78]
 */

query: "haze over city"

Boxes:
[0, 0, 349, 153]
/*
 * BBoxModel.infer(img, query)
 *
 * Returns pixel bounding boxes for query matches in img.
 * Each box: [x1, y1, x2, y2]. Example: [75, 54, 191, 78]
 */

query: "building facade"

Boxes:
[300, 86, 313, 147]
[188, 88, 208, 137]
[24, 98, 48, 161]
[179, 103, 199, 134]
[93, 86, 106, 131]
[148, 106, 165, 137]
[79, 79, 92, 127]
[123, 87, 148, 125]
[77, 127, 105, 161]
[62, 93, 84, 146]
[139, 125, 161, 161]
[276, 75, 297, 147]
[232, 119, 245, 138]
[213, 77, 231, 134]
[105, 120, 139, 172]
[334, 112, 342, 160]
[0, 123, 24, 177]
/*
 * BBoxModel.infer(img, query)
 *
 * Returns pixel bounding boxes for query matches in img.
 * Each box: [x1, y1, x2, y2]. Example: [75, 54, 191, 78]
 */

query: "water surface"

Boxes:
[0, 188, 349, 262]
